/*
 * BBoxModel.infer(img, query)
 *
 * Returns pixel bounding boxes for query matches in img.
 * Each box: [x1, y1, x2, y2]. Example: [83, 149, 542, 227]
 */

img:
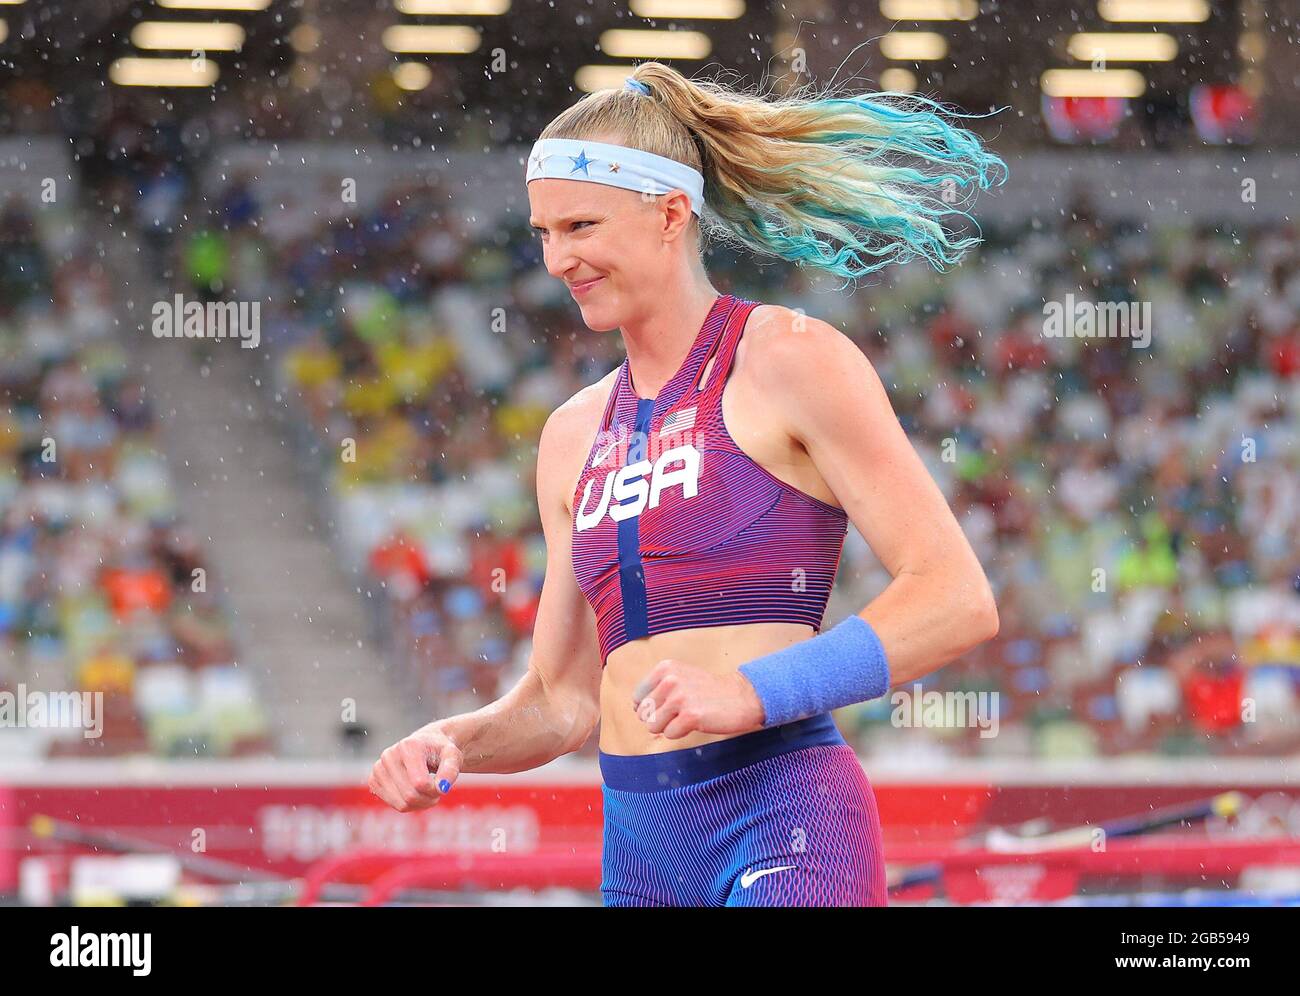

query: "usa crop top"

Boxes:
[570, 292, 848, 667]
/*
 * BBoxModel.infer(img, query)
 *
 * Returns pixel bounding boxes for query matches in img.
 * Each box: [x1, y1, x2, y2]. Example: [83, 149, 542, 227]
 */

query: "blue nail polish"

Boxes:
[438, 779, 451, 793]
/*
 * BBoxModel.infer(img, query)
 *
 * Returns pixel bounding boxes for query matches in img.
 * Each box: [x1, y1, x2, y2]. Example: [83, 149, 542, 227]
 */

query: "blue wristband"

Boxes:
[738, 615, 891, 728]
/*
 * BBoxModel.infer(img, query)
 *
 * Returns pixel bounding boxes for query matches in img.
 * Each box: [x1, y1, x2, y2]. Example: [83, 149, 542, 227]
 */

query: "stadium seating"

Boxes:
[0, 195, 271, 759]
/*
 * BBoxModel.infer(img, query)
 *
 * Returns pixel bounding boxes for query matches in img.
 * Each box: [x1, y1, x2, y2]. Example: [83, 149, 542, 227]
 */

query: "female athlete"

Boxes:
[370, 62, 1006, 906]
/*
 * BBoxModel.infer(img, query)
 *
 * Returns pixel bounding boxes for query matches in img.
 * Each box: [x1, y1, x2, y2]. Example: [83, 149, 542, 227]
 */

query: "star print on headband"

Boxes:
[569, 149, 594, 175]
[525, 137, 705, 217]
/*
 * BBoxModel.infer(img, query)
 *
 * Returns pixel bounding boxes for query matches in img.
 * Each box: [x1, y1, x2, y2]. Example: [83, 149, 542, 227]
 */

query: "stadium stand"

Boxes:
[0, 190, 272, 759]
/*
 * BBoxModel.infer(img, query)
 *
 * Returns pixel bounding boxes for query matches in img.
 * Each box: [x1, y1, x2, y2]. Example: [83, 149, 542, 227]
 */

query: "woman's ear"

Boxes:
[658, 189, 696, 244]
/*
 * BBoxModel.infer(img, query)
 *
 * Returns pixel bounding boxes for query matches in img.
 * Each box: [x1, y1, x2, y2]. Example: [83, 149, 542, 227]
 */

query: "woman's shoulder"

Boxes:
[742, 300, 853, 342]
[735, 302, 868, 389]
[539, 365, 623, 510]
[543, 365, 620, 443]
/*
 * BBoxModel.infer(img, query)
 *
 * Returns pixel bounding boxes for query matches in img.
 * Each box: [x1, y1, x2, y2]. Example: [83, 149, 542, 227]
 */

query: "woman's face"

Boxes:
[528, 173, 693, 332]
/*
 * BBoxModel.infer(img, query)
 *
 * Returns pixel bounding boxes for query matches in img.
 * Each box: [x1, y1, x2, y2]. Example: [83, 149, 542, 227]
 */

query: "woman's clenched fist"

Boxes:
[368, 722, 463, 812]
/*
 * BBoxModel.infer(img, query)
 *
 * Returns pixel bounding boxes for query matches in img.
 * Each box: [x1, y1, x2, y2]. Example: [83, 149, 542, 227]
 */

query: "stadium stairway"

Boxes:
[100, 216, 424, 758]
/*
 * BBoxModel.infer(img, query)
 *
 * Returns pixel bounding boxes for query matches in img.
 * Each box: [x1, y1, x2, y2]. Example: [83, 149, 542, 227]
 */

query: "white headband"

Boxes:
[525, 137, 705, 217]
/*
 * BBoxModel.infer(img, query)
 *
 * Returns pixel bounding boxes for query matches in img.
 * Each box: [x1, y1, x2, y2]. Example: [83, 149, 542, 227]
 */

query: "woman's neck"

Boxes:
[619, 277, 721, 400]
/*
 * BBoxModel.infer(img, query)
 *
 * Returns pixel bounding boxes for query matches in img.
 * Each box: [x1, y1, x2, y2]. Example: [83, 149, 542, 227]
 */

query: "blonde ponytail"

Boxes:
[537, 61, 1007, 284]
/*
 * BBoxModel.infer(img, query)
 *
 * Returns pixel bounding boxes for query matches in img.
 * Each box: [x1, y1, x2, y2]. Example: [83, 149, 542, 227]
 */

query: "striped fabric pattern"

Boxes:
[600, 743, 888, 906]
[571, 293, 849, 666]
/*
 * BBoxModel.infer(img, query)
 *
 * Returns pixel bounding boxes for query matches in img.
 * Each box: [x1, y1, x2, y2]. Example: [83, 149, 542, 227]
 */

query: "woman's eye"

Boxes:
[534, 222, 591, 239]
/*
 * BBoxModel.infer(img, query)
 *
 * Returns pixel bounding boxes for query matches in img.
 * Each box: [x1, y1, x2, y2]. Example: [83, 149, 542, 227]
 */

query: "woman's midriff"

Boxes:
[598, 621, 816, 754]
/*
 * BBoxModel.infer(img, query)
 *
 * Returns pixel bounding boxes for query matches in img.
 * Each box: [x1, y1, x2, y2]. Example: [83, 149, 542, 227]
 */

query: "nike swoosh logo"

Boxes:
[739, 865, 797, 889]
[591, 440, 619, 467]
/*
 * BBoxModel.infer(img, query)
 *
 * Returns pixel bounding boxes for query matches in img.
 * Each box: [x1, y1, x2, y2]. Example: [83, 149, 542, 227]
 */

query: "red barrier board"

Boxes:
[2, 765, 1297, 893]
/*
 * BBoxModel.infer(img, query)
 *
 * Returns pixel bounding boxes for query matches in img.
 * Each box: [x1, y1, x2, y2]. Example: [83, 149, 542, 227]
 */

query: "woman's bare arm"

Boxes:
[436, 398, 603, 770]
[369, 397, 604, 809]
[760, 312, 999, 685]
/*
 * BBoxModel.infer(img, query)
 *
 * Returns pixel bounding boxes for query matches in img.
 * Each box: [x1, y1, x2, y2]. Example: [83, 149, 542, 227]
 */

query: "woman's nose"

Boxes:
[545, 247, 578, 280]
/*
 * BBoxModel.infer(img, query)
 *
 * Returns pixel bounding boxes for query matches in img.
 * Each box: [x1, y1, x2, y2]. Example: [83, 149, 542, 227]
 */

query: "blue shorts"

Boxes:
[598, 713, 888, 906]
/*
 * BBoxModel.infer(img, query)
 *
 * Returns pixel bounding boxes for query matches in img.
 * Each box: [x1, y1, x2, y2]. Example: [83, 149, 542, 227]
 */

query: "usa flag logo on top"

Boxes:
[660, 406, 696, 434]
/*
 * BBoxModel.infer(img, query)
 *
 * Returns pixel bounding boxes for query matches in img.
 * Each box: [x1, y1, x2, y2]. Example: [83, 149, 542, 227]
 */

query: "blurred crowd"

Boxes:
[0, 197, 269, 758]
[846, 204, 1300, 759]
[150, 172, 1300, 761]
